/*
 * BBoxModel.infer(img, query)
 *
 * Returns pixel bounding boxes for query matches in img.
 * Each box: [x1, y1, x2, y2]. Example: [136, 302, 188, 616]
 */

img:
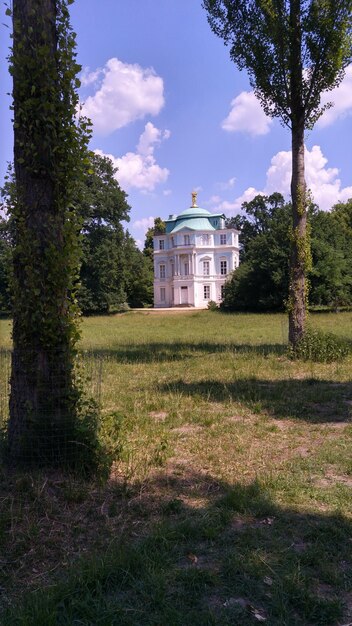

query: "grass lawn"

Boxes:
[0, 311, 351, 625]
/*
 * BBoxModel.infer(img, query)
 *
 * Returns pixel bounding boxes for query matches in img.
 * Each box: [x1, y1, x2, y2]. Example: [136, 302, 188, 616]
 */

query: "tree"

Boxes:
[222, 195, 291, 310]
[76, 153, 130, 314]
[203, 0, 352, 347]
[310, 202, 352, 308]
[8, 0, 90, 465]
[122, 232, 154, 308]
[143, 217, 166, 261]
[226, 192, 286, 261]
[76, 153, 153, 312]
[0, 217, 12, 314]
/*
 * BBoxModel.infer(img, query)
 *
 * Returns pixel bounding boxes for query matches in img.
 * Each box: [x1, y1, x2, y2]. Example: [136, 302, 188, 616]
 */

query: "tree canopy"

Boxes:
[203, 0, 352, 346]
[222, 195, 352, 312]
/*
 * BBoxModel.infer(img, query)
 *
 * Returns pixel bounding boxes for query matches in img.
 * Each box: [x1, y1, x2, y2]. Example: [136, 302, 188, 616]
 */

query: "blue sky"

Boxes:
[1, 0, 352, 247]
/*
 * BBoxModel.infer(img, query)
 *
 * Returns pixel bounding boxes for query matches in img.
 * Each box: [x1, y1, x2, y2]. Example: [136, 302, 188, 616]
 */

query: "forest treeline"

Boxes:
[1, 162, 351, 315]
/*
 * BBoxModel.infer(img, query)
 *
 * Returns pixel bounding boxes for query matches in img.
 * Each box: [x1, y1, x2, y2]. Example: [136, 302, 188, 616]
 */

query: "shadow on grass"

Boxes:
[158, 378, 352, 423]
[1, 471, 351, 625]
[86, 341, 287, 363]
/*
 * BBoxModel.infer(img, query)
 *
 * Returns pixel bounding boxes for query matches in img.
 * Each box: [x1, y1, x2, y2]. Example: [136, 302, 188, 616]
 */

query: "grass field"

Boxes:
[0, 311, 351, 625]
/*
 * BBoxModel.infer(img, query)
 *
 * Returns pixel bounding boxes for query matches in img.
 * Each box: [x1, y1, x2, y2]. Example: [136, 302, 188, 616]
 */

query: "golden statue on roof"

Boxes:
[191, 190, 198, 207]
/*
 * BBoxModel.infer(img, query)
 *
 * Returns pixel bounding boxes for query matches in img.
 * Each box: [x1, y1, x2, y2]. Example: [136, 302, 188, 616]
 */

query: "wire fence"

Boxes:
[0, 348, 102, 468]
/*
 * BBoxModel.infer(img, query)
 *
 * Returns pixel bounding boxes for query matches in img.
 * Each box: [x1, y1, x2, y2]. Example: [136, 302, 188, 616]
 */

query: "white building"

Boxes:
[153, 193, 240, 308]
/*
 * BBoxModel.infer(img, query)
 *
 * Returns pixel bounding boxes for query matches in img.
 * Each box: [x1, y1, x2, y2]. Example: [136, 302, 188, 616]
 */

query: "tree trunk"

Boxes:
[288, 118, 307, 346]
[288, 0, 308, 348]
[8, 0, 77, 465]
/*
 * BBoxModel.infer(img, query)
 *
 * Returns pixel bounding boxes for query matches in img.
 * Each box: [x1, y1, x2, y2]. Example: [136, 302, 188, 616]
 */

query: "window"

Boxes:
[201, 234, 210, 245]
[204, 285, 210, 300]
[220, 260, 227, 276]
[220, 234, 227, 245]
[159, 264, 166, 279]
[171, 237, 175, 247]
[221, 284, 225, 299]
[184, 234, 190, 245]
[184, 262, 189, 276]
[171, 263, 175, 276]
[160, 287, 166, 302]
[159, 239, 165, 250]
[203, 261, 210, 276]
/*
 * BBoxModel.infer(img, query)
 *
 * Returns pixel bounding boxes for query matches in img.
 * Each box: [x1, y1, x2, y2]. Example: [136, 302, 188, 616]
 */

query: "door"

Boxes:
[181, 286, 188, 304]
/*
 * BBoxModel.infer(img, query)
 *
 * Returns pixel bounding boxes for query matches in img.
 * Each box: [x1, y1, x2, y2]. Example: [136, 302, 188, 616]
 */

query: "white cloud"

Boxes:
[82, 58, 165, 135]
[80, 67, 102, 87]
[133, 216, 155, 231]
[222, 91, 272, 136]
[137, 122, 170, 156]
[216, 177, 237, 191]
[211, 188, 263, 213]
[264, 145, 352, 210]
[210, 145, 352, 214]
[318, 65, 352, 128]
[163, 189, 172, 196]
[95, 122, 170, 192]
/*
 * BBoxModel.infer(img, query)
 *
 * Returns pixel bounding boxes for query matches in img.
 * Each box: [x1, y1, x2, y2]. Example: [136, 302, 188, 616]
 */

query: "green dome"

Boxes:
[177, 206, 211, 218]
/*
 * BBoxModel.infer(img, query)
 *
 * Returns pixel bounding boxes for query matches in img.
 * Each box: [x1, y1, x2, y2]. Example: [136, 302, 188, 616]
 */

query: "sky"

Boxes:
[1, 0, 352, 248]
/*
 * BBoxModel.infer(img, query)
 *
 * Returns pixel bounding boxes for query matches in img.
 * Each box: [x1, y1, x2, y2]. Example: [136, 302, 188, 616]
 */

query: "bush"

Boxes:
[207, 300, 218, 311]
[289, 326, 351, 362]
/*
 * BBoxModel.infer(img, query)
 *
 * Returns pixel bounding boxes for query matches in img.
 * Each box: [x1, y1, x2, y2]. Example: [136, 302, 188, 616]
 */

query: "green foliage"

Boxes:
[222, 195, 291, 311]
[71, 152, 153, 312]
[8, 0, 95, 469]
[122, 232, 154, 308]
[207, 300, 219, 311]
[0, 218, 12, 314]
[143, 217, 166, 261]
[10, 0, 91, 350]
[226, 192, 286, 261]
[203, 0, 352, 130]
[289, 326, 351, 362]
[310, 201, 352, 308]
[203, 0, 352, 346]
[223, 195, 352, 312]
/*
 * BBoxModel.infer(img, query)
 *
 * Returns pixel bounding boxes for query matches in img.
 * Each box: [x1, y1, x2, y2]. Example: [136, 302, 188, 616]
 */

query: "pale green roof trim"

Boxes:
[170, 218, 216, 233]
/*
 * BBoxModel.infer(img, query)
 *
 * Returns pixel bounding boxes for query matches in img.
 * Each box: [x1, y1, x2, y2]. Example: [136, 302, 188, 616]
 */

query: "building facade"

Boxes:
[153, 193, 240, 308]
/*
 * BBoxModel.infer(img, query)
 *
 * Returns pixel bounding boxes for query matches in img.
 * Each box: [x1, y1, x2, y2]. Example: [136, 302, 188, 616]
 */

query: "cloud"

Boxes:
[264, 145, 352, 210]
[95, 122, 170, 192]
[210, 145, 352, 214]
[216, 177, 237, 191]
[80, 67, 102, 87]
[82, 58, 165, 135]
[222, 91, 272, 136]
[318, 65, 352, 128]
[137, 122, 170, 156]
[211, 188, 263, 213]
[163, 189, 172, 196]
[133, 216, 155, 231]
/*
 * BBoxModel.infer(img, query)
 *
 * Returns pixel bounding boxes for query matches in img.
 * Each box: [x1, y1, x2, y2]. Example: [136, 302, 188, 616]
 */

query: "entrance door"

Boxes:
[181, 286, 188, 304]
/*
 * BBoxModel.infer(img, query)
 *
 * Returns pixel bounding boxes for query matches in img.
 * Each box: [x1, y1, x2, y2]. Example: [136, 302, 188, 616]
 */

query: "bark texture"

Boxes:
[288, 0, 307, 347]
[8, 0, 76, 464]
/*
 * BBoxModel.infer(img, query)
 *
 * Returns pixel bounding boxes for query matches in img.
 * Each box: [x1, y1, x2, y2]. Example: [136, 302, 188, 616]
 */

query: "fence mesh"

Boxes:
[0, 348, 102, 468]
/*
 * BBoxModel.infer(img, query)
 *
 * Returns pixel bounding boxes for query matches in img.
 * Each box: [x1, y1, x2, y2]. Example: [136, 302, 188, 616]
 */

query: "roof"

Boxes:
[170, 218, 217, 233]
[166, 202, 225, 234]
[177, 206, 212, 218]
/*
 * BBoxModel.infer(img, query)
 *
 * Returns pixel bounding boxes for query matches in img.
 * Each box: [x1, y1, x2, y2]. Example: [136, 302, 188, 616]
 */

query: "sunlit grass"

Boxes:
[0, 310, 351, 624]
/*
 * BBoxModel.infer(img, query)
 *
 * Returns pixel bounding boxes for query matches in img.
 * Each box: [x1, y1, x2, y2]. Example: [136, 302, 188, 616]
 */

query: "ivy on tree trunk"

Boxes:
[8, 0, 90, 466]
